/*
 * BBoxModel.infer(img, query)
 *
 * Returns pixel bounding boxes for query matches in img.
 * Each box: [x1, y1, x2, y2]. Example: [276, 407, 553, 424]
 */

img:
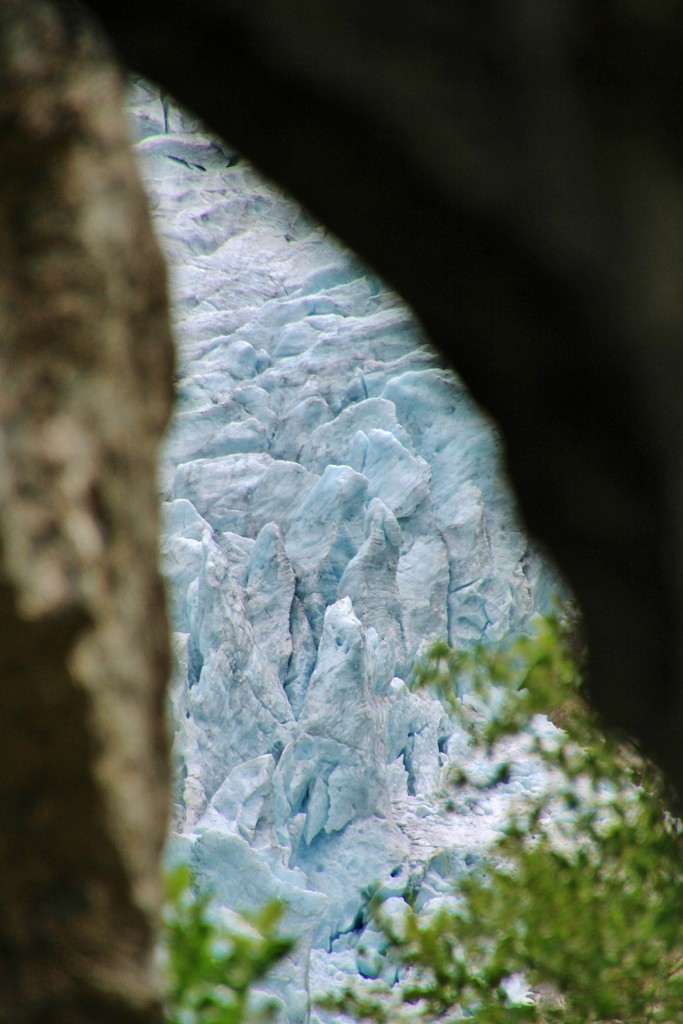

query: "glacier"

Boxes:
[128, 79, 559, 1022]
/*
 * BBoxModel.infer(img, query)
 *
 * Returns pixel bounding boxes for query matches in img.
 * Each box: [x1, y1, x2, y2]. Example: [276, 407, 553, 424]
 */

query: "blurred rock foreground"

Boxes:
[0, 4, 173, 1022]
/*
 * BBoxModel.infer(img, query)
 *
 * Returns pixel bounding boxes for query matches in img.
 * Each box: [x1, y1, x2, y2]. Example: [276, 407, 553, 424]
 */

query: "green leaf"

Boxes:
[161, 865, 295, 1024]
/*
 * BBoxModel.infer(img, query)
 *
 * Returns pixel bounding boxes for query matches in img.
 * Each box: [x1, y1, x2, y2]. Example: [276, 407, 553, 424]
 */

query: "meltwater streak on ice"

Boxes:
[128, 80, 558, 1022]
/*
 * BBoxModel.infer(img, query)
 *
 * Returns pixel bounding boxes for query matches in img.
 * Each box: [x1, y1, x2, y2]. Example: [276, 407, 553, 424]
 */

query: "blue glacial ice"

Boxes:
[128, 78, 561, 1022]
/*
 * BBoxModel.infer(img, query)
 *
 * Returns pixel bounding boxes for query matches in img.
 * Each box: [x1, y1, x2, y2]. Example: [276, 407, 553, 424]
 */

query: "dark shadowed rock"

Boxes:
[83, 0, 683, 797]
[0, 3, 173, 1020]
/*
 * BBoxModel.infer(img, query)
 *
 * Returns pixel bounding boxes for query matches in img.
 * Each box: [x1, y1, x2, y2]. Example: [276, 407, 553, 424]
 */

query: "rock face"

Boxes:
[0, 7, 173, 1024]
[86, 0, 683, 800]
[130, 84, 558, 1020]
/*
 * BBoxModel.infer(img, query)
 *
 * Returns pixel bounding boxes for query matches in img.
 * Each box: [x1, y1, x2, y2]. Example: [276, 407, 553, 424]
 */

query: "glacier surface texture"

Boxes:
[128, 80, 558, 1022]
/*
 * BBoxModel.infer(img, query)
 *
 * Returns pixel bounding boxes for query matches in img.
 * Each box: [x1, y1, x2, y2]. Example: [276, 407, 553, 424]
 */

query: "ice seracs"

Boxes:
[128, 79, 559, 1022]
[276, 597, 390, 846]
[337, 499, 405, 685]
[284, 465, 368, 642]
[245, 523, 295, 685]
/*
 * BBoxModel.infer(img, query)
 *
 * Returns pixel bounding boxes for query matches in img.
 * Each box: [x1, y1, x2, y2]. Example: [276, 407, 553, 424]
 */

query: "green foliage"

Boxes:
[321, 612, 683, 1023]
[161, 864, 295, 1024]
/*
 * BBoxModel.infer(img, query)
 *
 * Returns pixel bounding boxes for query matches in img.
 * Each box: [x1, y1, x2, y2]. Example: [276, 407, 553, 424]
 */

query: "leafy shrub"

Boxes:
[321, 612, 683, 1023]
[161, 864, 295, 1024]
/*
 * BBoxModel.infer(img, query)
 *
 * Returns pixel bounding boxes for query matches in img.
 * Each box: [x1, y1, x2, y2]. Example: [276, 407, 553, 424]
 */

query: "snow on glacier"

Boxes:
[128, 79, 559, 1022]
